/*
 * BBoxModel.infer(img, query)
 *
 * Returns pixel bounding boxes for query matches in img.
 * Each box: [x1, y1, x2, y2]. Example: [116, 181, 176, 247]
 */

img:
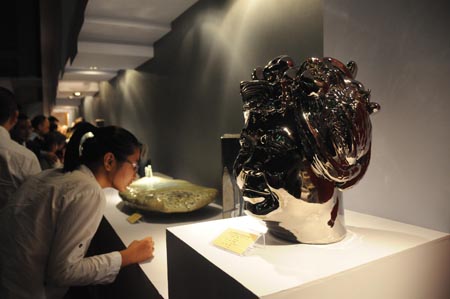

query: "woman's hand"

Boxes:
[119, 237, 154, 267]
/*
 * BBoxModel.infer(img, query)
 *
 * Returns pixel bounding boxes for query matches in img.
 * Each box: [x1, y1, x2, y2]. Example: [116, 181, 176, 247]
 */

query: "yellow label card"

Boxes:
[213, 228, 260, 255]
[127, 213, 143, 224]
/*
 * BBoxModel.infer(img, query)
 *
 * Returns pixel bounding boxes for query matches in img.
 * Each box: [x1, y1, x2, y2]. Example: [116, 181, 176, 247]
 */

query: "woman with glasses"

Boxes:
[0, 122, 154, 298]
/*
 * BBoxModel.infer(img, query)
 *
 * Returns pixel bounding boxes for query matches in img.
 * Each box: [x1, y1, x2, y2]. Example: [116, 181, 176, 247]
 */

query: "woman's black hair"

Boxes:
[63, 122, 141, 172]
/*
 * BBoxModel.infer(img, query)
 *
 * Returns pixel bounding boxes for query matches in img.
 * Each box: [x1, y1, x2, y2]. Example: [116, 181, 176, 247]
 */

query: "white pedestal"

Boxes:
[166, 211, 450, 299]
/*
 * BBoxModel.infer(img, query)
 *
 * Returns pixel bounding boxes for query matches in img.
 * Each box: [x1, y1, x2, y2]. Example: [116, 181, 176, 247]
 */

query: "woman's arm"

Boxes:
[46, 187, 120, 286]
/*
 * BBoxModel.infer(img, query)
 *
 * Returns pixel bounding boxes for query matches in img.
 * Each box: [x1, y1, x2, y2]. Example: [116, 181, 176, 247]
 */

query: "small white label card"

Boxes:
[213, 228, 260, 255]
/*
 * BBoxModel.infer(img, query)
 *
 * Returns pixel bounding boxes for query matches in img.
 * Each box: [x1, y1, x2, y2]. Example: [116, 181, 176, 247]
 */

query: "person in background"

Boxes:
[48, 115, 59, 132]
[27, 115, 58, 165]
[0, 87, 41, 209]
[39, 131, 66, 170]
[0, 122, 154, 298]
[29, 114, 49, 143]
[10, 113, 32, 146]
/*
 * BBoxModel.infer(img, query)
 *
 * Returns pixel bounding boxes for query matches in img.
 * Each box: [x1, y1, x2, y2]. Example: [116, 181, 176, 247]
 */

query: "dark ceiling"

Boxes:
[0, 0, 87, 112]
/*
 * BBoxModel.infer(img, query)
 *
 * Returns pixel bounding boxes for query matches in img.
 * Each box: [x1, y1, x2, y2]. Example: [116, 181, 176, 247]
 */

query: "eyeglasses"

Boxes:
[125, 160, 139, 173]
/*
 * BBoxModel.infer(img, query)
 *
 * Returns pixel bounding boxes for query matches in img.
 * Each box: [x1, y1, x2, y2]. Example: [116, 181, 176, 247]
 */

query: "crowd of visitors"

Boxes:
[0, 87, 154, 298]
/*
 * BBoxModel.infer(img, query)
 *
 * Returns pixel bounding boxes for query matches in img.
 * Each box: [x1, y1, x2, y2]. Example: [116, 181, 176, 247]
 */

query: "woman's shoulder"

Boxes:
[65, 168, 102, 192]
[33, 167, 101, 196]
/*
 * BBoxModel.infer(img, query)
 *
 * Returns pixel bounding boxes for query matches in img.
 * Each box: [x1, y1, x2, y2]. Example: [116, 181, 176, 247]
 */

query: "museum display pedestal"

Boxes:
[167, 211, 450, 299]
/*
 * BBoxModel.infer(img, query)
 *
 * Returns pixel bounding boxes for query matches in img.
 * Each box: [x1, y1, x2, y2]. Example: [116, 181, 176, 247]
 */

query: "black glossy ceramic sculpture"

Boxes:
[234, 55, 380, 244]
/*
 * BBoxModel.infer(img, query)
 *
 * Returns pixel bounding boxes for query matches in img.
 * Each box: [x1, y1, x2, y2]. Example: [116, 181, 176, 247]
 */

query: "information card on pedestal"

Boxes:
[213, 228, 260, 255]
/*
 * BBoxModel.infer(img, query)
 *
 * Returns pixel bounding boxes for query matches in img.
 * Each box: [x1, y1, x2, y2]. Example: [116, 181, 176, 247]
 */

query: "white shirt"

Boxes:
[0, 126, 41, 208]
[0, 165, 122, 299]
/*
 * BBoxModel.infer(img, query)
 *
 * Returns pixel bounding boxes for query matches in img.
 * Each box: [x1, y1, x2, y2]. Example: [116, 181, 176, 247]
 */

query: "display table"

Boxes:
[77, 187, 222, 299]
[166, 212, 450, 299]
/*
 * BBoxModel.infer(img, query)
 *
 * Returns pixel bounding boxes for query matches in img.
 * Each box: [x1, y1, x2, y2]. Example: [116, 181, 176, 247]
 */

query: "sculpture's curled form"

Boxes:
[234, 55, 380, 244]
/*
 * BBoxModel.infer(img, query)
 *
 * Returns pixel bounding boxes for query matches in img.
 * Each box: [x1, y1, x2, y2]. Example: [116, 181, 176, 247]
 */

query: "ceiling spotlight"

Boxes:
[73, 91, 82, 97]
[89, 66, 98, 70]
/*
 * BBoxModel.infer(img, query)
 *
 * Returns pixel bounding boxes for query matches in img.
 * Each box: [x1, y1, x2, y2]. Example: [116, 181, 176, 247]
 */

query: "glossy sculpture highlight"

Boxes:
[234, 55, 380, 244]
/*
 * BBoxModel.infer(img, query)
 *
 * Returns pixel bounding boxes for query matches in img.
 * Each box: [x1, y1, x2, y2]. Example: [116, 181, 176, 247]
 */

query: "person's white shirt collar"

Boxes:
[78, 164, 96, 179]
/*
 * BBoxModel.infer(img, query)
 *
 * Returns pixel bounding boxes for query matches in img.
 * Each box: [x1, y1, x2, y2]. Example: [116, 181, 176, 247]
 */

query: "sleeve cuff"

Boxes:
[110, 251, 122, 275]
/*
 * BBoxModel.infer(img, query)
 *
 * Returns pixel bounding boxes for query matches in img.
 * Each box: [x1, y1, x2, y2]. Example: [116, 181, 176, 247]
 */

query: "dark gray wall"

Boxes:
[83, 0, 323, 189]
[82, 0, 450, 232]
[324, 0, 450, 232]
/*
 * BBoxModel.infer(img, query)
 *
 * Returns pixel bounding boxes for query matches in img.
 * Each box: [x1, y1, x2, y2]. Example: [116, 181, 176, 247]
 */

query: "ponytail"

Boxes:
[63, 122, 141, 172]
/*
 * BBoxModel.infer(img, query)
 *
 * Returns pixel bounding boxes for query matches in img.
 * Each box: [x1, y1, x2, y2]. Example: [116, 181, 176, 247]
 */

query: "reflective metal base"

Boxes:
[243, 187, 347, 244]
